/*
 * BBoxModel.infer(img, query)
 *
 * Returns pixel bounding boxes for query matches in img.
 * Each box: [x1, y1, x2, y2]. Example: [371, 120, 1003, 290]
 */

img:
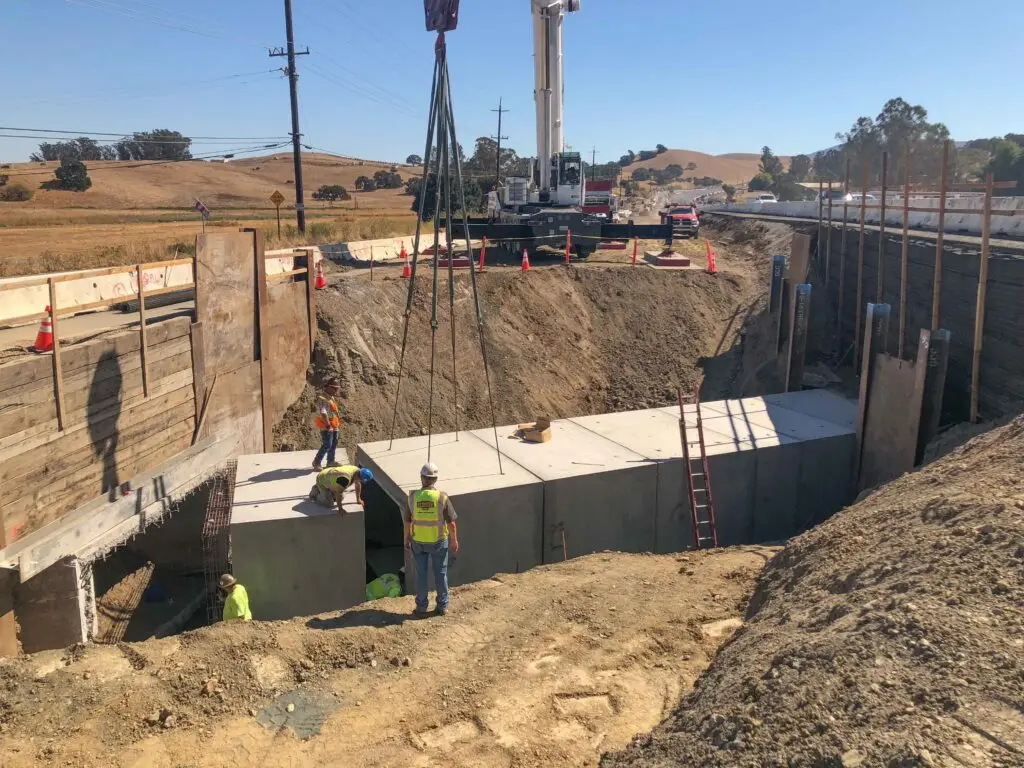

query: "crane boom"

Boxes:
[532, 0, 579, 202]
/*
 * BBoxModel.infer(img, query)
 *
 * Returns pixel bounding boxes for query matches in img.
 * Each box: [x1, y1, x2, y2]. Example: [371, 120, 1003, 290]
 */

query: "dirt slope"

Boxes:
[274, 219, 789, 455]
[603, 417, 1024, 767]
[624, 150, 792, 186]
[0, 548, 774, 767]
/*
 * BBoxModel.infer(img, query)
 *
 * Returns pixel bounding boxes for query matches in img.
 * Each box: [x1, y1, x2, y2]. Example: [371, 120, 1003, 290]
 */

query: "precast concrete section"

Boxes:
[230, 450, 365, 621]
[357, 432, 544, 588]
[360, 391, 859, 595]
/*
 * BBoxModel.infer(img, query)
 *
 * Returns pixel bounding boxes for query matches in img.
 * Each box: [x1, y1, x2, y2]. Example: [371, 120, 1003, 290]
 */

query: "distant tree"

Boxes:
[373, 167, 404, 189]
[410, 173, 486, 220]
[313, 184, 350, 201]
[0, 182, 33, 201]
[632, 168, 653, 182]
[354, 175, 375, 192]
[406, 154, 423, 165]
[773, 175, 815, 202]
[30, 137, 116, 162]
[465, 136, 520, 180]
[722, 183, 736, 198]
[638, 150, 658, 161]
[0, 174, 7, 187]
[405, 176, 422, 197]
[788, 154, 812, 182]
[114, 129, 192, 161]
[618, 154, 634, 167]
[758, 146, 784, 178]
[685, 161, 698, 172]
[691, 176, 724, 187]
[662, 164, 684, 180]
[655, 144, 668, 154]
[47, 158, 92, 191]
[748, 172, 773, 191]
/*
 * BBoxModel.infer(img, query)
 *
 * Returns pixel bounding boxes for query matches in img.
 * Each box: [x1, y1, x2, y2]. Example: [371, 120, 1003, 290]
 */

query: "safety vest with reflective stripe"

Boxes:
[317, 465, 358, 490]
[315, 396, 341, 430]
[411, 489, 448, 543]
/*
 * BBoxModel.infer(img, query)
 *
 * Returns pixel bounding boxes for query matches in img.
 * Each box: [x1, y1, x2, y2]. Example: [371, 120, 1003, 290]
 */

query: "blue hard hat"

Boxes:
[359, 468, 374, 484]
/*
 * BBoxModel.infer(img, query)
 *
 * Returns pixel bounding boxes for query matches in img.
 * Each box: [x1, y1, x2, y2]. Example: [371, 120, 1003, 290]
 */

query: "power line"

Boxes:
[6, 70, 283, 109]
[0, 126, 290, 141]
[0, 143, 291, 176]
[304, 64, 418, 118]
[62, 0, 260, 48]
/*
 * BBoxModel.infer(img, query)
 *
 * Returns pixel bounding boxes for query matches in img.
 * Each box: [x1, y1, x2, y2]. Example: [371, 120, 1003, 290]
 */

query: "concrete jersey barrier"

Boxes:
[0, 248, 320, 327]
[709, 196, 1024, 238]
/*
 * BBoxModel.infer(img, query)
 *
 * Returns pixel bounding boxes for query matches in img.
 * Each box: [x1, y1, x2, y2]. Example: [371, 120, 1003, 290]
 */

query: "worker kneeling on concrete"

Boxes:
[219, 574, 252, 622]
[310, 464, 372, 512]
[404, 462, 459, 617]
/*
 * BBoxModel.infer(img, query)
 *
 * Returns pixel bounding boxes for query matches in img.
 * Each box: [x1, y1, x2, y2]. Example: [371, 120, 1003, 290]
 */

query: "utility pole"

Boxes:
[270, 0, 309, 233]
[490, 98, 509, 186]
[590, 146, 598, 181]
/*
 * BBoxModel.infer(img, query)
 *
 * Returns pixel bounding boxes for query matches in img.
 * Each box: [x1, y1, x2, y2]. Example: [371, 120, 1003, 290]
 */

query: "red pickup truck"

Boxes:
[660, 205, 700, 238]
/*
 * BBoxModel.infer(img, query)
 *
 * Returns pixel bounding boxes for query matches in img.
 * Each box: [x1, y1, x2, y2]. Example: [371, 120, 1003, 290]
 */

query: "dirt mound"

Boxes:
[602, 418, 1024, 767]
[0, 548, 774, 767]
[274, 233, 771, 455]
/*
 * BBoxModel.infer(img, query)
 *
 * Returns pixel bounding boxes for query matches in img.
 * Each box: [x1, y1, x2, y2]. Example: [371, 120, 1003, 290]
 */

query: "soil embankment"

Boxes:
[275, 218, 795, 455]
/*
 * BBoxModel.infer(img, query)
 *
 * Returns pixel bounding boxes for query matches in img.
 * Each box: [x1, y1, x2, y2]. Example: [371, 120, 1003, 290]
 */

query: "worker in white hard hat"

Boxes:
[404, 462, 459, 617]
[219, 573, 252, 622]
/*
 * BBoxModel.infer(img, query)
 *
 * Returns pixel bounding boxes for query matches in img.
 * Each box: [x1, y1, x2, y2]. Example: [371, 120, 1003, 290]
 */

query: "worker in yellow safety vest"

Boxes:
[219, 574, 252, 622]
[404, 462, 459, 617]
[311, 464, 373, 512]
[312, 379, 343, 470]
[365, 569, 404, 601]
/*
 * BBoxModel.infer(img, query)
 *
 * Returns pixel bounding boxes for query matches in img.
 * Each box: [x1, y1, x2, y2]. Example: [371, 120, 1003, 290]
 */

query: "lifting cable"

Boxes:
[388, 33, 503, 474]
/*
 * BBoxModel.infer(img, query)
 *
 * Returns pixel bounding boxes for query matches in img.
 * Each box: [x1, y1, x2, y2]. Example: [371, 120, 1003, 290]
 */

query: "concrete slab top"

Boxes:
[698, 412, 799, 448]
[232, 450, 362, 525]
[570, 409, 683, 461]
[358, 431, 541, 496]
[471, 418, 652, 480]
[746, 404, 854, 441]
[763, 390, 858, 430]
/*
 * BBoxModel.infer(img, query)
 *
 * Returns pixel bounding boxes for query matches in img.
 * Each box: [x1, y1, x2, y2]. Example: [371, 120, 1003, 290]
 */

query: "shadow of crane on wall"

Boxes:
[87, 349, 123, 501]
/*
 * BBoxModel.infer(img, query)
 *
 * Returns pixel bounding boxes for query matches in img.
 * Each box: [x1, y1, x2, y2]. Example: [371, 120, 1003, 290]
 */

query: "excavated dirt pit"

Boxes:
[274, 218, 795, 456]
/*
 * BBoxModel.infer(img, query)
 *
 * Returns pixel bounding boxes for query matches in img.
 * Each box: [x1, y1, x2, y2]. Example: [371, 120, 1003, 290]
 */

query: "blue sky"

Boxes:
[3, 0, 1023, 164]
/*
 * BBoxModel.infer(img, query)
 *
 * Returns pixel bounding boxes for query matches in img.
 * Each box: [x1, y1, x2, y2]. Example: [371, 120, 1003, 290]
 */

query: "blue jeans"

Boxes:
[411, 539, 449, 611]
[314, 430, 338, 466]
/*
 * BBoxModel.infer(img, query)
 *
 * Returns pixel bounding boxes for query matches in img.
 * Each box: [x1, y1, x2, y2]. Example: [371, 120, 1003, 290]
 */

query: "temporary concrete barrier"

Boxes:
[710, 196, 1024, 238]
[0, 247, 319, 326]
[317, 234, 482, 264]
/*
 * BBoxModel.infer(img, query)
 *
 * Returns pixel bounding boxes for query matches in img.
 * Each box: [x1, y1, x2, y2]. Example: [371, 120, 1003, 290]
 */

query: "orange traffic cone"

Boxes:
[33, 307, 54, 353]
[314, 260, 327, 289]
[400, 246, 412, 278]
[521, 248, 531, 272]
[705, 239, 718, 274]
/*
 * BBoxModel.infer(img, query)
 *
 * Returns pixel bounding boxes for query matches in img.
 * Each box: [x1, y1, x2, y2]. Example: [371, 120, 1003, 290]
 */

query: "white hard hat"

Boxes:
[420, 462, 439, 478]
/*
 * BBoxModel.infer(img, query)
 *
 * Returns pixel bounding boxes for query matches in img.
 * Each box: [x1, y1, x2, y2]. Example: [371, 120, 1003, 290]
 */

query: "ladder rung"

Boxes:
[690, 472, 704, 477]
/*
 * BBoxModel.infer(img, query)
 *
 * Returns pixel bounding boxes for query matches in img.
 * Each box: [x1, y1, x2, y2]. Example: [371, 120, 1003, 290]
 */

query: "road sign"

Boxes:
[194, 199, 210, 233]
[270, 190, 285, 207]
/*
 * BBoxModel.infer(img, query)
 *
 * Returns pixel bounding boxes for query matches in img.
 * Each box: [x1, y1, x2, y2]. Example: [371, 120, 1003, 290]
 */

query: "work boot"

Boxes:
[436, 605, 448, 617]
[412, 607, 430, 619]
[312, 462, 322, 471]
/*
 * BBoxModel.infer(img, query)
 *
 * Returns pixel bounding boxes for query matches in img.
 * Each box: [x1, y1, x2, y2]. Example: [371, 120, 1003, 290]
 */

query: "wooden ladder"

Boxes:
[678, 388, 719, 549]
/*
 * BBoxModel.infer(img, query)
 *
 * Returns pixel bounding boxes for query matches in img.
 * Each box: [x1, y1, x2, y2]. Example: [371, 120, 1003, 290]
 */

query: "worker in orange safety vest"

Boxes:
[312, 378, 342, 470]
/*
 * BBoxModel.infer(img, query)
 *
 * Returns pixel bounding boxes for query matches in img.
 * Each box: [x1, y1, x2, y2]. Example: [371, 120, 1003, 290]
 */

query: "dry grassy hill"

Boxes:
[0, 153, 413, 211]
[624, 149, 792, 186]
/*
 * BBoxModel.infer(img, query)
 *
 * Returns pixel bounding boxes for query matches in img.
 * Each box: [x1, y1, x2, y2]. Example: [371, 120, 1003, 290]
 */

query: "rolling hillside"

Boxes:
[0, 153, 413, 211]
[623, 149, 792, 185]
